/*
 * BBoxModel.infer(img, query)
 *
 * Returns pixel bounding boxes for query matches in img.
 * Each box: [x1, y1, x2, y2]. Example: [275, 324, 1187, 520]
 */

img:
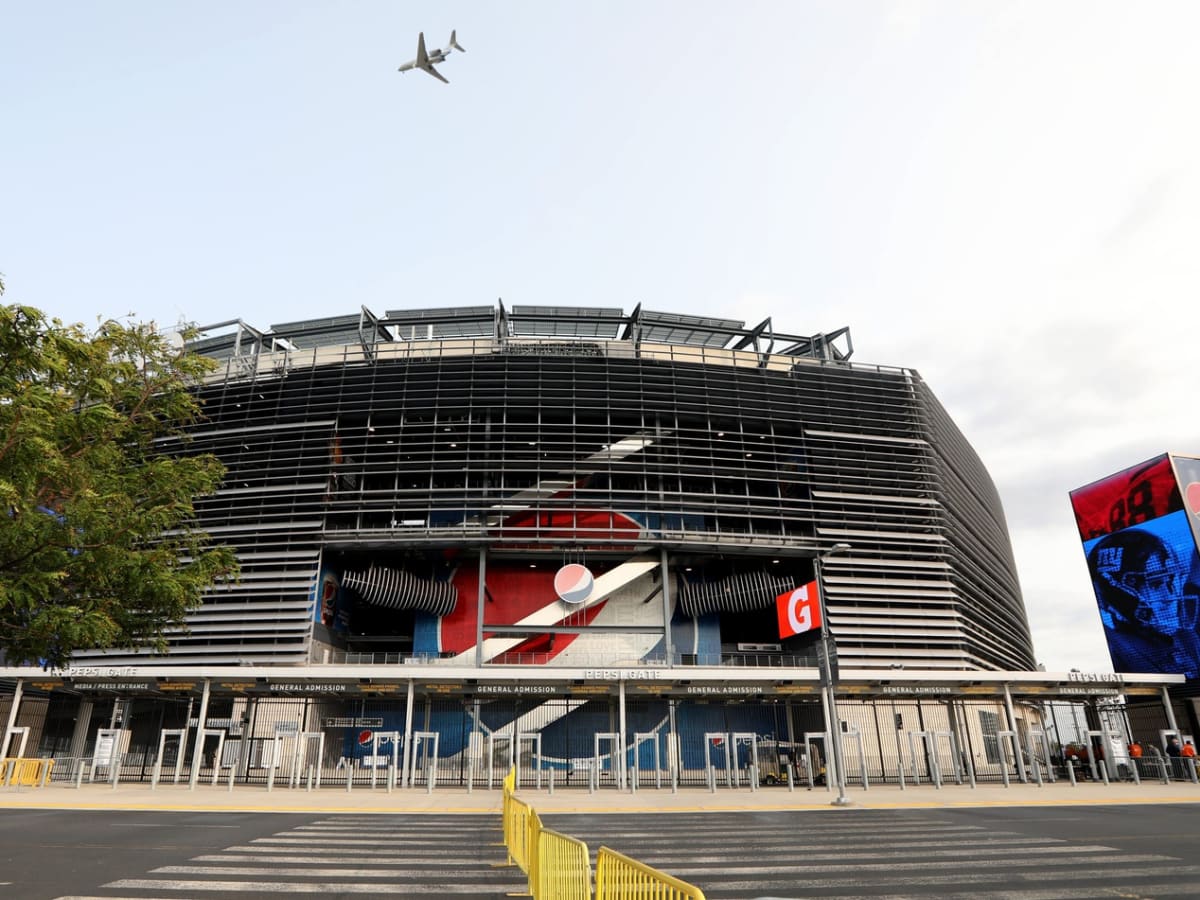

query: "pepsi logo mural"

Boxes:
[555, 563, 594, 604]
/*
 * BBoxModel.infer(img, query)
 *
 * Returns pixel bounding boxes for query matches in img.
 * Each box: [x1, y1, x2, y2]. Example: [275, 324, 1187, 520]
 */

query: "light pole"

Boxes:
[814, 542, 852, 807]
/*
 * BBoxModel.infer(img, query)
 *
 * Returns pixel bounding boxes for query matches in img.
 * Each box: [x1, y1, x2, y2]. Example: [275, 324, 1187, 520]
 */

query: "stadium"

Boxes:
[0, 304, 1187, 790]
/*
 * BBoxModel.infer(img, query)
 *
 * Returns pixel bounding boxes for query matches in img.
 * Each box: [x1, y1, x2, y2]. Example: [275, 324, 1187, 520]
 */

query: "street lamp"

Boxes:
[814, 542, 852, 807]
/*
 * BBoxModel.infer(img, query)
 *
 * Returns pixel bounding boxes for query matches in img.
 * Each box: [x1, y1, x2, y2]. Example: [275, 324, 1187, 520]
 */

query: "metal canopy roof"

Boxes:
[189, 304, 853, 362]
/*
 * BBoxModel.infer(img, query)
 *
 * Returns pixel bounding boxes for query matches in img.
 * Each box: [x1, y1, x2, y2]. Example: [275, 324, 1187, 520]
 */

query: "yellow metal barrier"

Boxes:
[505, 791, 537, 874]
[535, 825, 591, 900]
[596, 845, 708, 900]
[501, 767, 701, 900]
[1, 758, 53, 787]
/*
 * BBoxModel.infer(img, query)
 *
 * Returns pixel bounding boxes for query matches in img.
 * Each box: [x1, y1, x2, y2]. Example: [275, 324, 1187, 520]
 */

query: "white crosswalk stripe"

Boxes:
[104, 881, 507, 894]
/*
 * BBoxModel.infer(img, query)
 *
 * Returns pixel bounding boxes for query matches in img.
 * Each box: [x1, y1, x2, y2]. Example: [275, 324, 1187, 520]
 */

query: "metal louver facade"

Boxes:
[71, 304, 1035, 671]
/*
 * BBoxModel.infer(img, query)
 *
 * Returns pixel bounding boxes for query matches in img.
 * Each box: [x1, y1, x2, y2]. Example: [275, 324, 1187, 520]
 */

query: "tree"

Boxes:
[0, 284, 238, 667]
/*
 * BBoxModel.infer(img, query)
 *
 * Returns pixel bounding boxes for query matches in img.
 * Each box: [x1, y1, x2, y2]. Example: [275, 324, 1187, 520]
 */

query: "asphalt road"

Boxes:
[547, 805, 1200, 899]
[0, 810, 523, 899]
[3, 805, 1199, 899]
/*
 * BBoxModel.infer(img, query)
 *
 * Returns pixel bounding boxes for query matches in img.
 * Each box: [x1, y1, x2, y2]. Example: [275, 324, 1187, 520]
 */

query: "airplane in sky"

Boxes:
[397, 31, 464, 84]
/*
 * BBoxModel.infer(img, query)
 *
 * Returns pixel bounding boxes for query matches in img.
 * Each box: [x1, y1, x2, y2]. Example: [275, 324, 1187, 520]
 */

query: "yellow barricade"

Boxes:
[596, 845, 708, 900]
[1, 758, 53, 787]
[505, 791, 537, 875]
[501, 768, 702, 900]
[536, 825, 591, 900]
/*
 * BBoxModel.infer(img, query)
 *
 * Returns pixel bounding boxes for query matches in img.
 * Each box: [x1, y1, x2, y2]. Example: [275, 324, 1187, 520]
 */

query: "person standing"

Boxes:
[1167, 736, 1184, 778]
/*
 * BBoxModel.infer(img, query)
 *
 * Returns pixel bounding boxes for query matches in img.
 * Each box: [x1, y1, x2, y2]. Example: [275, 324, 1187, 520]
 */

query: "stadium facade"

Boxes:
[2, 304, 1189, 788]
[80, 303, 1035, 672]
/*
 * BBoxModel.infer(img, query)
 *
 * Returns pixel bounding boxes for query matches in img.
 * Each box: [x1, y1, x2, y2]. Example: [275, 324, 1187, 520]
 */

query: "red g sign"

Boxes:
[777, 581, 821, 639]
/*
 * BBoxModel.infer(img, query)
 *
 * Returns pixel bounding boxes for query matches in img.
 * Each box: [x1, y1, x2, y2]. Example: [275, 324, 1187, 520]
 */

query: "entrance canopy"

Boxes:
[1, 664, 1183, 703]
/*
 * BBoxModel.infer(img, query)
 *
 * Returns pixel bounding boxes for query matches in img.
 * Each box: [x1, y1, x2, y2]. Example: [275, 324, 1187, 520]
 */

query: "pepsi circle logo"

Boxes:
[358, 729, 373, 746]
[554, 564, 594, 604]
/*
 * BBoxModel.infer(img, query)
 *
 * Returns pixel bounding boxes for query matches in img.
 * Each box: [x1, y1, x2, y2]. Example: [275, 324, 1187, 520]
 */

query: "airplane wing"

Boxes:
[423, 63, 449, 84]
[415, 32, 429, 66]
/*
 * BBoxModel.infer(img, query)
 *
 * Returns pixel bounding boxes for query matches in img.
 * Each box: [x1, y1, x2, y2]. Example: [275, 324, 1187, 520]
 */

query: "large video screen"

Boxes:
[1072, 455, 1200, 679]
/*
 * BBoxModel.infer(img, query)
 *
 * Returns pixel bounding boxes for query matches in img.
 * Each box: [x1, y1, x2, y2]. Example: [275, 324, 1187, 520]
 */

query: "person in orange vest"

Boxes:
[1182, 740, 1197, 760]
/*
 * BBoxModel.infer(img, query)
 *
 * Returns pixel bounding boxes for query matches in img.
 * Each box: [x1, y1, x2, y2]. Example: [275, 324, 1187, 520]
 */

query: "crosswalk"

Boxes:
[548, 809, 1200, 899]
[48, 808, 1200, 899]
[53, 815, 528, 898]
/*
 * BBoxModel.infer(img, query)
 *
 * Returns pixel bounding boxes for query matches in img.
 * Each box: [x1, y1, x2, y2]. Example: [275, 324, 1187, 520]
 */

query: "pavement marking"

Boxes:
[110, 822, 241, 828]
[107, 880, 516, 893]
[194, 854, 479, 864]
[152, 865, 501, 877]
[250, 835, 486, 846]
[220, 845, 487, 856]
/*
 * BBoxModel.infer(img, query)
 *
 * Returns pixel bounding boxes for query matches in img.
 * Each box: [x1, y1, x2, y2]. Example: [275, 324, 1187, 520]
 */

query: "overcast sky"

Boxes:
[3, 2, 1197, 674]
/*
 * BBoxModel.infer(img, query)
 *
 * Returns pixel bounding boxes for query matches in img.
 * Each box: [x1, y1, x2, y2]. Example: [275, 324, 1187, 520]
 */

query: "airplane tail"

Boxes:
[448, 30, 465, 53]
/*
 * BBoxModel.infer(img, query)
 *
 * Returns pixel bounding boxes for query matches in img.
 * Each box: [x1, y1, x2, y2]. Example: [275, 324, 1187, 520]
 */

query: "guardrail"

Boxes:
[1, 758, 54, 787]
[596, 845, 707, 900]
[537, 825, 591, 899]
[500, 766, 705, 899]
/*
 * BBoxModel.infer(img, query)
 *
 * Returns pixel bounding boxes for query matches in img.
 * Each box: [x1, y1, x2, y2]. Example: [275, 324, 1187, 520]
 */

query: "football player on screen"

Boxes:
[1087, 528, 1200, 678]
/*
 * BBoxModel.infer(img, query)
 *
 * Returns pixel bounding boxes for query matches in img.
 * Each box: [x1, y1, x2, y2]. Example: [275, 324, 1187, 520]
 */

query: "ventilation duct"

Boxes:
[340, 565, 458, 617]
[678, 570, 796, 617]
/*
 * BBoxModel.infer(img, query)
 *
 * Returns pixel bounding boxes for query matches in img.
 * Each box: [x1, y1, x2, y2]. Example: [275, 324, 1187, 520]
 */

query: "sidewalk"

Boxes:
[3, 776, 1200, 815]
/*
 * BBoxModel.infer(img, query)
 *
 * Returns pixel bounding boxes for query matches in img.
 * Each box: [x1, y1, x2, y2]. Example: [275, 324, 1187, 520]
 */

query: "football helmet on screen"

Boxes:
[1088, 528, 1194, 634]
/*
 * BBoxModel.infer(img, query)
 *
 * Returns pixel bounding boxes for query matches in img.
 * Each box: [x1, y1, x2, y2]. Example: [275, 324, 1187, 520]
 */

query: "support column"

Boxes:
[667, 697, 679, 782]
[188, 679, 211, 791]
[474, 548, 487, 668]
[1, 679, 23, 758]
[659, 547, 673, 666]
[68, 699, 93, 761]
[946, 699, 969, 782]
[1161, 686, 1180, 737]
[618, 680, 628, 790]
[401, 679, 415, 788]
[1002, 684, 1027, 783]
[238, 698, 257, 779]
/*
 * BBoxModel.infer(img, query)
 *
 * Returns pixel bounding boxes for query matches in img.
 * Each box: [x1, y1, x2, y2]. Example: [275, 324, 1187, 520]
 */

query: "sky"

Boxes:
[2, 1, 1198, 674]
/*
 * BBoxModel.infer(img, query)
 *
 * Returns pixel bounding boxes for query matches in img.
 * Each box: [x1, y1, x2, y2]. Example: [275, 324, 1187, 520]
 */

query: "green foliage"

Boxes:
[0, 296, 238, 667]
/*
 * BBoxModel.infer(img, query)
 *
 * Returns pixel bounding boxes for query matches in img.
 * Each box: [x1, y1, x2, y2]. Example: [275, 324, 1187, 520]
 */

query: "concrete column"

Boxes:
[68, 699, 93, 761]
[474, 548, 487, 668]
[188, 679, 211, 791]
[660, 547, 674, 665]
[401, 679, 415, 787]
[238, 698, 257, 779]
[1, 679, 24, 758]
[618, 680, 628, 790]
[1002, 684, 1027, 783]
[1161, 686, 1181, 737]
[667, 697, 679, 780]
